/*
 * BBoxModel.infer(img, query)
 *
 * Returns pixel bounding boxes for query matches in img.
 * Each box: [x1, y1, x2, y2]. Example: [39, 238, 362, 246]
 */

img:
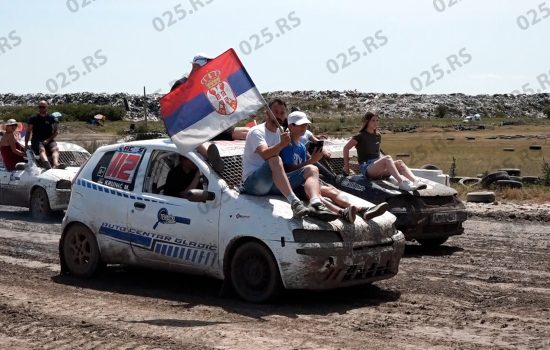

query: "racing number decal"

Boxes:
[105, 152, 141, 182]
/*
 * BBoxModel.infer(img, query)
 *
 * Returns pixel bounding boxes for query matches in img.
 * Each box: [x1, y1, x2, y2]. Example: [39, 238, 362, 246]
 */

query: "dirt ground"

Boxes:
[0, 204, 549, 350]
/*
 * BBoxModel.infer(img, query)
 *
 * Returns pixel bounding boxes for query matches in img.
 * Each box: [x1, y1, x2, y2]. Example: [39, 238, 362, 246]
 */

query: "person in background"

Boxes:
[343, 112, 426, 191]
[0, 119, 26, 171]
[25, 101, 63, 169]
[281, 111, 388, 223]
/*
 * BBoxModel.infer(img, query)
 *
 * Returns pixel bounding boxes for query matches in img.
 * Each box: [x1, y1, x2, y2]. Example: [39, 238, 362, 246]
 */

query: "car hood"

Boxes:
[336, 175, 457, 201]
[229, 191, 398, 243]
[36, 166, 80, 182]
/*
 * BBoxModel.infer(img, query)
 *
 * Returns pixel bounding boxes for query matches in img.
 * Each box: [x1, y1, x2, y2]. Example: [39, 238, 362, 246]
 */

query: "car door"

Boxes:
[127, 149, 221, 275]
[85, 145, 147, 260]
[0, 167, 28, 207]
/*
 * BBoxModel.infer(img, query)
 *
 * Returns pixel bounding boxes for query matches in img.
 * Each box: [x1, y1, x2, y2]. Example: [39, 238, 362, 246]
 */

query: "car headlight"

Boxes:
[292, 229, 343, 243]
[56, 179, 72, 190]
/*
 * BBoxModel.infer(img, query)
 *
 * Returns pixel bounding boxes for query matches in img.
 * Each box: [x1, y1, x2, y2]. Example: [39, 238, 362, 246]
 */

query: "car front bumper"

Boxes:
[277, 231, 406, 290]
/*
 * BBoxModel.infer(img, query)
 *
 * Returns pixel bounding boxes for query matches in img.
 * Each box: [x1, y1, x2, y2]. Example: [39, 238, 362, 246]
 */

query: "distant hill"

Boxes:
[1, 91, 549, 121]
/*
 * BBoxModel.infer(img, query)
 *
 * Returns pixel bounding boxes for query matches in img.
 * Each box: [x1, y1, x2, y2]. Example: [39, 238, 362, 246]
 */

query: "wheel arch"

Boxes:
[59, 221, 101, 275]
[222, 236, 283, 286]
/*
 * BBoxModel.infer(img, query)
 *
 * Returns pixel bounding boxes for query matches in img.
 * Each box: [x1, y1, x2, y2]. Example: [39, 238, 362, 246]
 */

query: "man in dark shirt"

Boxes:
[24, 101, 61, 169]
[164, 155, 201, 198]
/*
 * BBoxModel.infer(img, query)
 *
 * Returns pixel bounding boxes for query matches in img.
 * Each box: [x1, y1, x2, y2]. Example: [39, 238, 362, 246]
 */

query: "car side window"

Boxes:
[91, 146, 146, 191]
[143, 151, 204, 198]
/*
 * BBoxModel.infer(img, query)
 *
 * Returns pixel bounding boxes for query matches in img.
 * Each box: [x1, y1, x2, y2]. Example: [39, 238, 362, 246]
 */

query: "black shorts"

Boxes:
[210, 127, 235, 141]
[31, 139, 58, 156]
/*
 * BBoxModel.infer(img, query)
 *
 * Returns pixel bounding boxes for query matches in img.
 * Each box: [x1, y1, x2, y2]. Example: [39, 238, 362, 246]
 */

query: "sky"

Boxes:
[0, 0, 548, 96]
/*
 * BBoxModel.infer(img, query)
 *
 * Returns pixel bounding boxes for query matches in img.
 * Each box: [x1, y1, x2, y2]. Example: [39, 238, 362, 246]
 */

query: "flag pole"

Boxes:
[259, 95, 285, 133]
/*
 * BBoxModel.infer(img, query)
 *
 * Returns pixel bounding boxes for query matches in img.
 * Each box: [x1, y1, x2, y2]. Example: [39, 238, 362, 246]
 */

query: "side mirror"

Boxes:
[184, 189, 215, 202]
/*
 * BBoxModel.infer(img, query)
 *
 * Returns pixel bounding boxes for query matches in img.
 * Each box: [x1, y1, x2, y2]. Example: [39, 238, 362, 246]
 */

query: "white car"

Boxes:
[0, 142, 91, 219]
[59, 139, 405, 302]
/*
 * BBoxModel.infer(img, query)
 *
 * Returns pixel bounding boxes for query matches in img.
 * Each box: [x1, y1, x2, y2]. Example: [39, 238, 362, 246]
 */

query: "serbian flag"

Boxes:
[160, 49, 263, 153]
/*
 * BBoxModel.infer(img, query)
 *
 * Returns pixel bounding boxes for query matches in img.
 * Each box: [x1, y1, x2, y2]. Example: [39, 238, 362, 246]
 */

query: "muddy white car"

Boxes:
[59, 139, 405, 303]
[0, 142, 91, 219]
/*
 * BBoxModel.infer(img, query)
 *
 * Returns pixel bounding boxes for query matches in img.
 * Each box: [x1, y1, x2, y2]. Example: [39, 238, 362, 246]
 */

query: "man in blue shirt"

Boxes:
[281, 111, 388, 223]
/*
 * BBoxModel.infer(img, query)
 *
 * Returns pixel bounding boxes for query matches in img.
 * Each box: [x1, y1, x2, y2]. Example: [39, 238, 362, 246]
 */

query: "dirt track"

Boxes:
[0, 205, 549, 350]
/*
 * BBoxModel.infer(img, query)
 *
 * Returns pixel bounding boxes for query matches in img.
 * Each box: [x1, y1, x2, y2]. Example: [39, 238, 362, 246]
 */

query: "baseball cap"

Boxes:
[287, 111, 311, 125]
[191, 53, 212, 66]
[5, 119, 18, 126]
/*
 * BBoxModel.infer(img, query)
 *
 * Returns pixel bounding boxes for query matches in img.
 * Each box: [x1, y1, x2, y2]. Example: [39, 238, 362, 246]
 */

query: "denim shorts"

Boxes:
[359, 158, 379, 178]
[241, 160, 305, 195]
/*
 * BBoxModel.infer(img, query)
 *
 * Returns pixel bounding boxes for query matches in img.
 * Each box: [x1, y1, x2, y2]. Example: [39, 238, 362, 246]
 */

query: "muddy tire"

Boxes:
[62, 224, 101, 277]
[458, 177, 481, 187]
[421, 164, 441, 170]
[498, 168, 521, 177]
[480, 171, 510, 188]
[466, 191, 496, 203]
[529, 145, 542, 150]
[417, 237, 448, 247]
[30, 188, 52, 220]
[495, 180, 523, 189]
[230, 241, 282, 303]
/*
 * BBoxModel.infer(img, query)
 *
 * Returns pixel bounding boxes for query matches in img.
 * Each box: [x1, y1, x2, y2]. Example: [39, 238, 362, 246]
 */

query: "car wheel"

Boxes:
[230, 241, 282, 303]
[417, 237, 448, 247]
[30, 188, 52, 220]
[62, 224, 101, 277]
[495, 180, 523, 189]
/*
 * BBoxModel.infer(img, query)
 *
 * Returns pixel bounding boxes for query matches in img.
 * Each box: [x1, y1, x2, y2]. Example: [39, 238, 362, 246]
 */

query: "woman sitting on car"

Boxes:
[343, 112, 427, 191]
[0, 119, 26, 171]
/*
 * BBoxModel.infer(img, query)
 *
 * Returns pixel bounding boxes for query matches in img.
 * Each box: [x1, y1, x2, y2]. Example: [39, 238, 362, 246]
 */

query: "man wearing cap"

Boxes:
[241, 99, 336, 221]
[0, 119, 26, 171]
[24, 101, 61, 169]
[281, 111, 389, 223]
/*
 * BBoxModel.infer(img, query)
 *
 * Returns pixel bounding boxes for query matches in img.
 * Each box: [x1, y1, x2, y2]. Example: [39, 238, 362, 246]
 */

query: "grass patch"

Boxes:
[0, 104, 126, 123]
[453, 184, 550, 203]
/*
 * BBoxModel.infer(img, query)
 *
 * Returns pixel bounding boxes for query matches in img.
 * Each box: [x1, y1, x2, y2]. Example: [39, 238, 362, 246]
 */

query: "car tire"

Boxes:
[480, 171, 510, 188]
[466, 191, 496, 203]
[62, 224, 101, 277]
[498, 168, 521, 177]
[529, 145, 542, 150]
[495, 180, 523, 189]
[522, 176, 541, 185]
[417, 237, 448, 247]
[458, 177, 481, 187]
[230, 241, 282, 303]
[30, 187, 52, 220]
[421, 164, 441, 170]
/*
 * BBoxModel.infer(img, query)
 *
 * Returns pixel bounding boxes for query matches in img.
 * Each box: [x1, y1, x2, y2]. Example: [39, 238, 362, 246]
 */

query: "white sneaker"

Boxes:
[399, 179, 417, 191]
[414, 179, 427, 190]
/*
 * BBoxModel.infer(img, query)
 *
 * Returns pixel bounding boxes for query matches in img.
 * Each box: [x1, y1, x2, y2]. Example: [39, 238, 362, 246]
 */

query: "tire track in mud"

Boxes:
[0, 216, 549, 349]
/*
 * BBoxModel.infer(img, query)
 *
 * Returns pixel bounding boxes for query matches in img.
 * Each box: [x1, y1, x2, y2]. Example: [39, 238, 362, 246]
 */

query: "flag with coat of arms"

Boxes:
[160, 49, 263, 153]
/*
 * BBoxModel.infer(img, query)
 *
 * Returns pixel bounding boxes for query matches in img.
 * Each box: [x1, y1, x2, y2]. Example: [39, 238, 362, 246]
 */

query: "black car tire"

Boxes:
[230, 241, 282, 303]
[30, 187, 52, 220]
[417, 237, 448, 247]
[466, 191, 496, 203]
[522, 176, 541, 185]
[62, 224, 101, 277]
[529, 145, 542, 150]
[498, 168, 521, 177]
[480, 171, 510, 188]
[421, 164, 441, 170]
[495, 180, 523, 189]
